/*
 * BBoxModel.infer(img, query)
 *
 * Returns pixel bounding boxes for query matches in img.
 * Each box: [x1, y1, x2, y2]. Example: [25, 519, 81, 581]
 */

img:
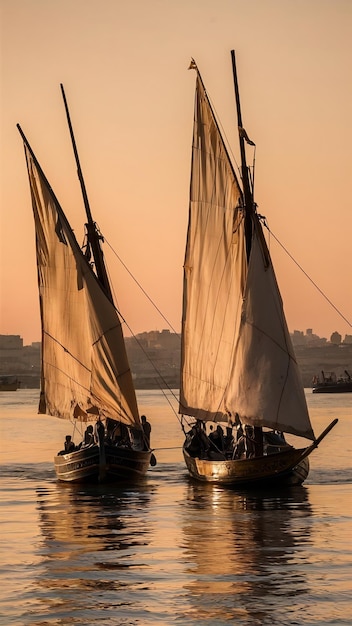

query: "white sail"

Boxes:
[180, 71, 315, 441]
[24, 143, 141, 427]
[224, 223, 314, 440]
[179, 74, 246, 422]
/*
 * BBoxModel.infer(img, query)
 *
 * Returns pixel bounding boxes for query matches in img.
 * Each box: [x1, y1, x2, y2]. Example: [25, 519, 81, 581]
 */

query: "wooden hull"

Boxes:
[54, 444, 152, 483]
[0, 376, 20, 391]
[183, 447, 310, 487]
[312, 382, 352, 393]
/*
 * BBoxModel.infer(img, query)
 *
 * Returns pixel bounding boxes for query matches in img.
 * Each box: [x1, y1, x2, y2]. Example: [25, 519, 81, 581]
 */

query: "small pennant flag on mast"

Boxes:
[238, 126, 255, 146]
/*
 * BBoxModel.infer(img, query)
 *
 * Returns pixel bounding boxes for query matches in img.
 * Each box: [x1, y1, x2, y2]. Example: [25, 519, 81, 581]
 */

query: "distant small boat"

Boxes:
[312, 370, 352, 394]
[0, 376, 20, 391]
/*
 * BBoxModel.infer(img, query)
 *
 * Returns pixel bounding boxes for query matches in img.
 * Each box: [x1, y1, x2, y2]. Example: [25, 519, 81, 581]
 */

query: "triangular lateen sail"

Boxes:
[23, 140, 141, 428]
[224, 223, 314, 440]
[179, 74, 246, 422]
[180, 68, 315, 441]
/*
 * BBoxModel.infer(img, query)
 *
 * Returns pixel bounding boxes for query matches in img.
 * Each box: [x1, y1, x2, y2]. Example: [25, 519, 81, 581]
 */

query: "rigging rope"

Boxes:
[105, 238, 180, 336]
[263, 222, 352, 330]
[101, 238, 181, 420]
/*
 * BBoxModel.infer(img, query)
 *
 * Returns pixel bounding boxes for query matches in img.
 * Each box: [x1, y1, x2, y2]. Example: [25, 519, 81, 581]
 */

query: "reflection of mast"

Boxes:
[60, 84, 113, 303]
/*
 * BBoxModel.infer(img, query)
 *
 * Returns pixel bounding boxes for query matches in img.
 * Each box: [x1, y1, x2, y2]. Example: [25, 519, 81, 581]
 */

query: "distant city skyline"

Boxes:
[1, 325, 352, 348]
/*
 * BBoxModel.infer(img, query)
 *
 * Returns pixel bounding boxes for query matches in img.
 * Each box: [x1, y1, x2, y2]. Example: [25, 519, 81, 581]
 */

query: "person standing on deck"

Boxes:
[141, 415, 151, 449]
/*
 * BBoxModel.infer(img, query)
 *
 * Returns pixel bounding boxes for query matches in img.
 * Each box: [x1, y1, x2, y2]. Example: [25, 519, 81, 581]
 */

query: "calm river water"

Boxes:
[0, 389, 351, 626]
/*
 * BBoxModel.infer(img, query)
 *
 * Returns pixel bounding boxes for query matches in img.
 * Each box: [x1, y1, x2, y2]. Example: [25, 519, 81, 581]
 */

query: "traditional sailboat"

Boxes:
[179, 52, 337, 487]
[17, 86, 153, 482]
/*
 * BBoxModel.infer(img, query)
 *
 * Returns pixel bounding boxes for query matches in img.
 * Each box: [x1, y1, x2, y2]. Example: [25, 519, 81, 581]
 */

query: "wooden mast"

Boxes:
[60, 84, 113, 303]
[231, 51, 265, 455]
[231, 50, 253, 261]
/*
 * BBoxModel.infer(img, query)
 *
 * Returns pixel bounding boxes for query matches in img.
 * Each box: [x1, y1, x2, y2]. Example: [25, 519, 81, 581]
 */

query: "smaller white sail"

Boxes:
[24, 142, 140, 428]
[224, 223, 315, 440]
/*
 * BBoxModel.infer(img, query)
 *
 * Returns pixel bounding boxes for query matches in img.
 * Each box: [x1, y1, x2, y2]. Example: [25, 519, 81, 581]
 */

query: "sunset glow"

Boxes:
[1, 0, 351, 345]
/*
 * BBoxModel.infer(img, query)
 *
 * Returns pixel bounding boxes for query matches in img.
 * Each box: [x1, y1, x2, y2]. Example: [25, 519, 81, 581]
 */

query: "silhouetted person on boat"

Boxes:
[185, 423, 208, 458]
[95, 419, 105, 446]
[106, 418, 126, 445]
[64, 435, 75, 453]
[225, 424, 234, 453]
[82, 424, 94, 446]
[141, 415, 151, 449]
[190, 420, 209, 458]
[112, 421, 123, 444]
[244, 425, 263, 457]
[209, 424, 225, 453]
[253, 426, 264, 457]
[244, 425, 255, 458]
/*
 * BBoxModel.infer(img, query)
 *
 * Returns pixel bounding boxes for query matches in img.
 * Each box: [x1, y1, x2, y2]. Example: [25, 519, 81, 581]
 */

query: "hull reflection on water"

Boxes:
[37, 481, 153, 548]
[179, 482, 312, 623]
[35, 481, 154, 616]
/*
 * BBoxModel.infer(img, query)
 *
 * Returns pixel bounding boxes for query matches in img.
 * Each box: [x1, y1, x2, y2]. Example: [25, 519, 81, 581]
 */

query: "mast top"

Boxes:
[60, 83, 113, 303]
[231, 50, 254, 260]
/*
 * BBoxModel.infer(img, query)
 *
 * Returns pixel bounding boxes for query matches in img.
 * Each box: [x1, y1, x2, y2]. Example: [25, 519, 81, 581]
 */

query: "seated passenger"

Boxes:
[83, 425, 94, 446]
[225, 424, 234, 453]
[64, 435, 75, 453]
[185, 425, 202, 456]
[244, 425, 255, 458]
[94, 419, 105, 444]
[209, 424, 225, 453]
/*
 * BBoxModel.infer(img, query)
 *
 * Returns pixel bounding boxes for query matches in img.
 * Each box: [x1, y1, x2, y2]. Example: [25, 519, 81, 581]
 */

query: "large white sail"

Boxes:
[180, 70, 315, 441]
[224, 223, 314, 440]
[179, 74, 246, 422]
[24, 143, 140, 427]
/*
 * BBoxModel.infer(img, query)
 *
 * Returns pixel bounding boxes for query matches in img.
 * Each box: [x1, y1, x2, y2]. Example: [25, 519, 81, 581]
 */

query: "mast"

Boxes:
[231, 50, 253, 261]
[60, 84, 113, 303]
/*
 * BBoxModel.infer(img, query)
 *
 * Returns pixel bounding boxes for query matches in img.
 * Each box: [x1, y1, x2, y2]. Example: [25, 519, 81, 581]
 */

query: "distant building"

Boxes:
[0, 335, 24, 372]
[291, 329, 327, 348]
[0, 334, 23, 350]
[0, 335, 40, 385]
[330, 331, 342, 346]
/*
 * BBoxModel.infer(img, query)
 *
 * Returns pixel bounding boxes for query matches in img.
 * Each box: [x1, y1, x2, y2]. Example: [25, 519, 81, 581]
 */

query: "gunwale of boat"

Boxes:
[312, 383, 352, 394]
[54, 444, 152, 483]
[183, 447, 310, 486]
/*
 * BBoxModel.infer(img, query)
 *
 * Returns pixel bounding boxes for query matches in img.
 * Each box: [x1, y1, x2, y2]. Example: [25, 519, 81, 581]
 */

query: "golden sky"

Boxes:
[1, 0, 351, 345]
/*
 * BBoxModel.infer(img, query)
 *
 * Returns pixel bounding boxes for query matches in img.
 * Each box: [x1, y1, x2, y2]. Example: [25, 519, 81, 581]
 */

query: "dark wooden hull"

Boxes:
[54, 444, 152, 483]
[0, 376, 20, 391]
[183, 447, 310, 487]
[312, 382, 352, 393]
